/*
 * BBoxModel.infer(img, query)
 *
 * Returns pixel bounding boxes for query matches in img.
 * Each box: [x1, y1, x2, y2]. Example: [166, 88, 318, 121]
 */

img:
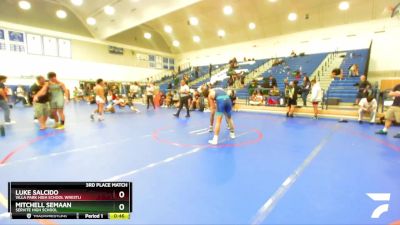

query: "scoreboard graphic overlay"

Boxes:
[8, 182, 132, 220]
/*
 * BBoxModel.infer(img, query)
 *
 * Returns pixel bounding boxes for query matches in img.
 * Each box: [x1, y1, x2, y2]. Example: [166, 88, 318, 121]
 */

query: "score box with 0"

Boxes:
[8, 182, 133, 219]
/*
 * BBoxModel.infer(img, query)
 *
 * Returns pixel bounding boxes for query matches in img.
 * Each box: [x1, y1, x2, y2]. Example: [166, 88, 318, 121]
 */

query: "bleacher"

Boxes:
[159, 67, 191, 92]
[235, 53, 327, 98]
[241, 59, 268, 72]
[326, 49, 369, 103]
[188, 63, 227, 90]
[214, 59, 268, 89]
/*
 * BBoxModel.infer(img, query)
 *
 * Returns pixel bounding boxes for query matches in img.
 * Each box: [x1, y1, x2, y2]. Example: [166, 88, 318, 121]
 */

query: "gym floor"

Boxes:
[0, 102, 399, 225]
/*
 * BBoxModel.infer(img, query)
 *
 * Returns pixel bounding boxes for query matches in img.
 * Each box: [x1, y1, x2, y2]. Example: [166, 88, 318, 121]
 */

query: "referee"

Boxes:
[173, 80, 190, 118]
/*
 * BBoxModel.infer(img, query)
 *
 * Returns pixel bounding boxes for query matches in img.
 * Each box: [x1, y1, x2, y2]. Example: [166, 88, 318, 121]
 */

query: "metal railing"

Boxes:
[188, 64, 229, 87]
[314, 52, 340, 82]
[243, 60, 273, 85]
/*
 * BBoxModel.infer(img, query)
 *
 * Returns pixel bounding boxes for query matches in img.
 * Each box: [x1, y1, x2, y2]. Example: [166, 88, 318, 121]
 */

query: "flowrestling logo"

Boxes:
[367, 193, 391, 219]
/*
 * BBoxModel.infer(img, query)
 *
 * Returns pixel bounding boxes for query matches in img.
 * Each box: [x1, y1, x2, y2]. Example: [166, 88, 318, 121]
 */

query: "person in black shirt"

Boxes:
[194, 67, 199, 79]
[376, 84, 400, 138]
[173, 80, 190, 118]
[31, 76, 50, 130]
[262, 76, 277, 95]
[286, 80, 300, 118]
[354, 75, 371, 104]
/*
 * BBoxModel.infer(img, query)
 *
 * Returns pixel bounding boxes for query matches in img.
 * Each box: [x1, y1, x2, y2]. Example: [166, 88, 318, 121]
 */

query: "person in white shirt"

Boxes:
[146, 82, 155, 110]
[129, 82, 140, 99]
[310, 79, 323, 119]
[358, 96, 377, 124]
[249, 90, 264, 106]
[173, 80, 190, 118]
[15, 85, 28, 105]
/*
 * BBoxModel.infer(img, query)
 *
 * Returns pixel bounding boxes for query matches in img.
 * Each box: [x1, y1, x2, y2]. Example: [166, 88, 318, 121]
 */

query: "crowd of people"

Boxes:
[247, 75, 322, 119]
[0, 55, 399, 139]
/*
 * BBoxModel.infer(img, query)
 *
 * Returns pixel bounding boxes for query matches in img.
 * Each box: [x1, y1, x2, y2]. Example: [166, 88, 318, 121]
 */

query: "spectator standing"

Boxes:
[195, 67, 199, 79]
[286, 80, 300, 118]
[376, 84, 400, 138]
[129, 82, 140, 99]
[146, 82, 155, 110]
[310, 79, 322, 119]
[284, 78, 290, 105]
[301, 76, 311, 107]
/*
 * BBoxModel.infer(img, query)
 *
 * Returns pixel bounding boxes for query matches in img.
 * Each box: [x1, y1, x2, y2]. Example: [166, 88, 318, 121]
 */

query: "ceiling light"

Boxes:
[189, 17, 199, 26]
[193, 36, 200, 43]
[268, 0, 277, 2]
[56, 10, 67, 19]
[18, 1, 31, 10]
[339, 1, 350, 11]
[70, 0, 83, 6]
[86, 17, 96, 26]
[217, 29, 226, 37]
[288, 12, 298, 21]
[223, 5, 233, 15]
[104, 5, 115, 15]
[164, 25, 173, 33]
[172, 40, 180, 47]
[144, 32, 152, 39]
[249, 22, 256, 30]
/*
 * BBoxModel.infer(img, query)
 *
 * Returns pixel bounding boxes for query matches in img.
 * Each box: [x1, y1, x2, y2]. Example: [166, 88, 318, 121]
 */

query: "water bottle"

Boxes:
[0, 125, 5, 137]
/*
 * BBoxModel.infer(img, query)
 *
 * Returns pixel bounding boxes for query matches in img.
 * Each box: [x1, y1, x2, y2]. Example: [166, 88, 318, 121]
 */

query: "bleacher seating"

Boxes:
[235, 53, 327, 98]
[326, 49, 369, 103]
[159, 67, 192, 92]
[189, 59, 269, 90]
[189, 64, 227, 89]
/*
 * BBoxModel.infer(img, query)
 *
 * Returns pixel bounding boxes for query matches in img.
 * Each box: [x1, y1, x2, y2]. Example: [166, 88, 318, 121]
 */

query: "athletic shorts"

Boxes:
[216, 96, 232, 118]
[312, 101, 319, 106]
[34, 102, 50, 118]
[50, 98, 64, 109]
[96, 96, 105, 104]
[288, 99, 297, 107]
[385, 106, 400, 123]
